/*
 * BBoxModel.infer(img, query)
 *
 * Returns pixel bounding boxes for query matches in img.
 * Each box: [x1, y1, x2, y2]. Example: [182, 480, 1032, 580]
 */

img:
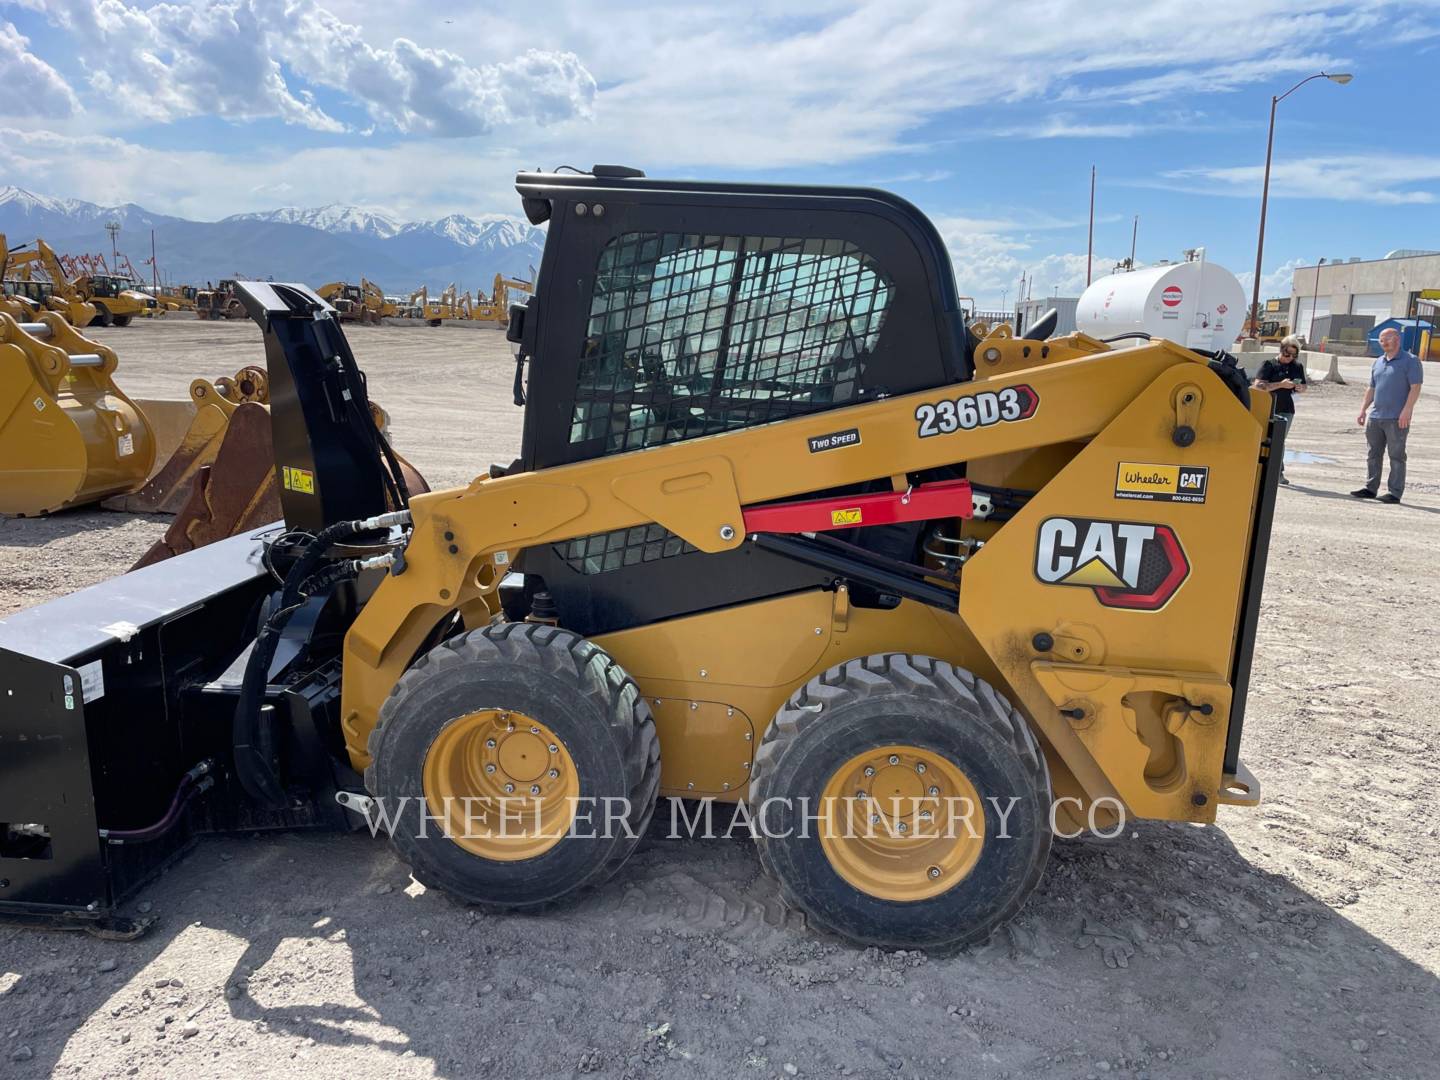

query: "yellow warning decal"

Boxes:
[831, 507, 863, 526]
[282, 465, 316, 494]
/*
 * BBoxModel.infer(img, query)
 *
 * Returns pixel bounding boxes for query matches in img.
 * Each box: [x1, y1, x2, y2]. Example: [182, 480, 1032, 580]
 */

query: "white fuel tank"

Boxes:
[1076, 256, 1246, 350]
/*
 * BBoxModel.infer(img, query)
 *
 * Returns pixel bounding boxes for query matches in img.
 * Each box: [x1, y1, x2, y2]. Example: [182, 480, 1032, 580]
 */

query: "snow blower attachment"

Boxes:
[0, 311, 156, 516]
[2, 174, 1282, 950]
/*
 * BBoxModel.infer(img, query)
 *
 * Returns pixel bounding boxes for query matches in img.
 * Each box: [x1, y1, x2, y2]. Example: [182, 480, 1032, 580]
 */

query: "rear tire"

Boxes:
[749, 654, 1051, 950]
[365, 622, 660, 910]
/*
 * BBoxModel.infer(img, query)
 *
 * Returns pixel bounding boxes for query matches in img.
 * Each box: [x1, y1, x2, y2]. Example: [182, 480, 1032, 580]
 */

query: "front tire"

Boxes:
[366, 623, 660, 909]
[92, 303, 112, 327]
[112, 314, 132, 327]
[750, 654, 1051, 950]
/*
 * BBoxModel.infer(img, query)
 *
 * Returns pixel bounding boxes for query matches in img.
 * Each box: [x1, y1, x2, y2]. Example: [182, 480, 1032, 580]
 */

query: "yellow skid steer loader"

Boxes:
[0, 169, 1279, 951]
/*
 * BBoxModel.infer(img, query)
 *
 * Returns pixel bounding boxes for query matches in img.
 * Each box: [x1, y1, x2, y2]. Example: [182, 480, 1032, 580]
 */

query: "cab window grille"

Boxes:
[572, 232, 892, 452]
[555, 523, 698, 575]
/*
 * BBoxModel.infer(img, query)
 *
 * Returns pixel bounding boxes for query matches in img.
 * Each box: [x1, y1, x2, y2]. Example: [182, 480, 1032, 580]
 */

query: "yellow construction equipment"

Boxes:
[196, 280, 247, 320]
[0, 174, 1285, 954]
[155, 285, 198, 312]
[0, 311, 156, 515]
[1, 236, 99, 327]
[467, 272, 537, 326]
[316, 280, 394, 324]
[74, 270, 158, 326]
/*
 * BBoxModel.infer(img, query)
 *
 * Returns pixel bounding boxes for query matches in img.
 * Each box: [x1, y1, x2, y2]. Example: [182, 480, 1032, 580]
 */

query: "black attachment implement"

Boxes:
[237, 281, 409, 530]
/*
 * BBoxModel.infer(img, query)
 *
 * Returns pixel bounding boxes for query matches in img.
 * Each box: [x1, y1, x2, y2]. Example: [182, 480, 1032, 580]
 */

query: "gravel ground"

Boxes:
[2, 317, 1437, 1079]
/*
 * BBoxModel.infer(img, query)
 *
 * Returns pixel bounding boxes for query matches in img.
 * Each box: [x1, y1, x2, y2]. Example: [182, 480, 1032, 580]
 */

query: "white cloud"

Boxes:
[38, 0, 595, 136]
[932, 213, 1123, 304]
[1236, 256, 1312, 300]
[0, 21, 81, 117]
[1156, 156, 1440, 205]
[0, 125, 523, 221]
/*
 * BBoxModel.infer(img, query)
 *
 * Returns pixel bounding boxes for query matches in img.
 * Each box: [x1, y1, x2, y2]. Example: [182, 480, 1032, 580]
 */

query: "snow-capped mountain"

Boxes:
[222, 204, 403, 240]
[398, 213, 539, 251]
[0, 186, 183, 231]
[0, 187, 546, 291]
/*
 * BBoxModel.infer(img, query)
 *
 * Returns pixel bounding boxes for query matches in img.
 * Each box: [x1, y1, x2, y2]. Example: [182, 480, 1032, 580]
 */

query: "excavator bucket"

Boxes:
[106, 366, 270, 515]
[0, 313, 155, 516]
[130, 402, 281, 568]
[128, 390, 427, 570]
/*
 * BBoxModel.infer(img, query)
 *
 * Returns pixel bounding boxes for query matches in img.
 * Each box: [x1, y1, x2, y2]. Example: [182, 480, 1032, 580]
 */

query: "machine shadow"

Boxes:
[5, 808, 1438, 1077]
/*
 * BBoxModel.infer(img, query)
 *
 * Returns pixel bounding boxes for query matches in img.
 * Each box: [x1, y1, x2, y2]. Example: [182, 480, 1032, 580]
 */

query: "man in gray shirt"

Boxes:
[1352, 327, 1424, 503]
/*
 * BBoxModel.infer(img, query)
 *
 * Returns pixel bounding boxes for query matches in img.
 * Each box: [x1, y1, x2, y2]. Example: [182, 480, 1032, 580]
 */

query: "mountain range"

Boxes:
[0, 187, 545, 294]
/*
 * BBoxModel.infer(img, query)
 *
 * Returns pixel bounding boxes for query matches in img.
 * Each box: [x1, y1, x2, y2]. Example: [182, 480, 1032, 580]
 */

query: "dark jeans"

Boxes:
[1276, 411, 1292, 476]
[1365, 419, 1409, 497]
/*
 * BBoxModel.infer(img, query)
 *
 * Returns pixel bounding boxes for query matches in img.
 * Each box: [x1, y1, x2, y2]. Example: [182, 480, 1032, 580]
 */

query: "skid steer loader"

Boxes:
[0, 169, 1280, 950]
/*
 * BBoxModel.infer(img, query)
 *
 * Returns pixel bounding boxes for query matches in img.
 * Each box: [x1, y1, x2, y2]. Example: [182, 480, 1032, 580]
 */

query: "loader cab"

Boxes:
[507, 169, 975, 635]
[512, 169, 973, 472]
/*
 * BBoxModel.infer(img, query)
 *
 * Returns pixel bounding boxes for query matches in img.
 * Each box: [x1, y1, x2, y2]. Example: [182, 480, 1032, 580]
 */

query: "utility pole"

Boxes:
[150, 229, 158, 291]
[1086, 166, 1096, 287]
[105, 221, 121, 270]
[1248, 72, 1353, 336]
[1130, 215, 1138, 269]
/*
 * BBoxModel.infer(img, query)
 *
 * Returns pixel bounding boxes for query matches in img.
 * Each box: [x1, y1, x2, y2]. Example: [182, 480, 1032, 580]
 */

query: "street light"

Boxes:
[1247, 72, 1353, 337]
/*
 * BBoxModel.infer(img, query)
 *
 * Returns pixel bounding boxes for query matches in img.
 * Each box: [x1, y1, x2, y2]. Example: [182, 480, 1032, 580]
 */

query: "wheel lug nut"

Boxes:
[855, 790, 867, 800]
[484, 763, 496, 774]
[548, 744, 559, 754]
[485, 738, 496, 748]
[915, 762, 927, 774]
[863, 766, 875, 777]
[888, 755, 899, 766]
[870, 813, 881, 825]
[503, 782, 515, 794]
[530, 785, 540, 795]
[548, 769, 558, 779]
[897, 821, 908, 832]
[530, 726, 540, 734]
[928, 785, 939, 796]
[919, 810, 932, 821]
[928, 866, 941, 880]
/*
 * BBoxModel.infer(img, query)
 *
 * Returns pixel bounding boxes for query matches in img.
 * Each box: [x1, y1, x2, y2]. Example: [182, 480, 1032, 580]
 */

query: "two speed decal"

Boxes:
[915, 384, 1038, 438]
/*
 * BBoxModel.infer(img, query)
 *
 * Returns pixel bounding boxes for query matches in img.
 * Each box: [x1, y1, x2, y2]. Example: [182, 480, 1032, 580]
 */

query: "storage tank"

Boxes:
[1076, 252, 1246, 350]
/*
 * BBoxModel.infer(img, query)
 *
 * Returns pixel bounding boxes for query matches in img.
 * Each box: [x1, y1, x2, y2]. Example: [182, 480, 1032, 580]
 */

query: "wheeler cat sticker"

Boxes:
[1114, 462, 1209, 503]
[1035, 516, 1189, 611]
[915, 384, 1038, 438]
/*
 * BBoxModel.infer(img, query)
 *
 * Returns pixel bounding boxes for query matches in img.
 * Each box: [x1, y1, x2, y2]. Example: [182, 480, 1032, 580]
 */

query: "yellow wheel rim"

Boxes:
[422, 709, 579, 861]
[817, 743, 985, 902]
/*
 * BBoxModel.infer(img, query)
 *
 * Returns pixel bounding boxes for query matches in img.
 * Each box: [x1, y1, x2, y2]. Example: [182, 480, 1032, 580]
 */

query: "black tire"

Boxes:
[749, 654, 1051, 950]
[427, 318, 442, 327]
[112, 314, 132, 327]
[365, 622, 660, 910]
[92, 303, 112, 327]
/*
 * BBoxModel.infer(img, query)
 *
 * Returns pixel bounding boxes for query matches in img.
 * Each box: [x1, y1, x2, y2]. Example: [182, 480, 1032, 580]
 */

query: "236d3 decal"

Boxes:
[915, 384, 1038, 438]
[1035, 516, 1190, 611]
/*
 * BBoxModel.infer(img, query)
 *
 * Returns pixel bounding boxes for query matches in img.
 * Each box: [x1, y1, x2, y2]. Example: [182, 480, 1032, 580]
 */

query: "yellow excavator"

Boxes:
[467, 272, 535, 326]
[0, 169, 1281, 953]
[1, 236, 99, 327]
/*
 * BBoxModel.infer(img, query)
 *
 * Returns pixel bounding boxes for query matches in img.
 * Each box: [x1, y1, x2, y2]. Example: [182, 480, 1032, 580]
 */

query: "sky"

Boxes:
[2, 0, 1438, 306]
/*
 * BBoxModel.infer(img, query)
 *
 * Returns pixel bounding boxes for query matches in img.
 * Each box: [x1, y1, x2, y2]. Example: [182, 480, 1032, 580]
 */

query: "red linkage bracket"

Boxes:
[741, 479, 974, 535]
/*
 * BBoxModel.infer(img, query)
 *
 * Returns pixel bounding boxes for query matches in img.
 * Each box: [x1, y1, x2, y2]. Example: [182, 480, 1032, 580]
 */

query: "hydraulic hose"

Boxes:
[100, 761, 215, 844]
[232, 510, 411, 806]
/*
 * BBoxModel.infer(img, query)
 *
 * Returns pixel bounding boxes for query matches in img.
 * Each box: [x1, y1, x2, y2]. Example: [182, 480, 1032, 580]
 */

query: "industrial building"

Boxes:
[1014, 296, 1077, 337]
[1288, 250, 1440, 342]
